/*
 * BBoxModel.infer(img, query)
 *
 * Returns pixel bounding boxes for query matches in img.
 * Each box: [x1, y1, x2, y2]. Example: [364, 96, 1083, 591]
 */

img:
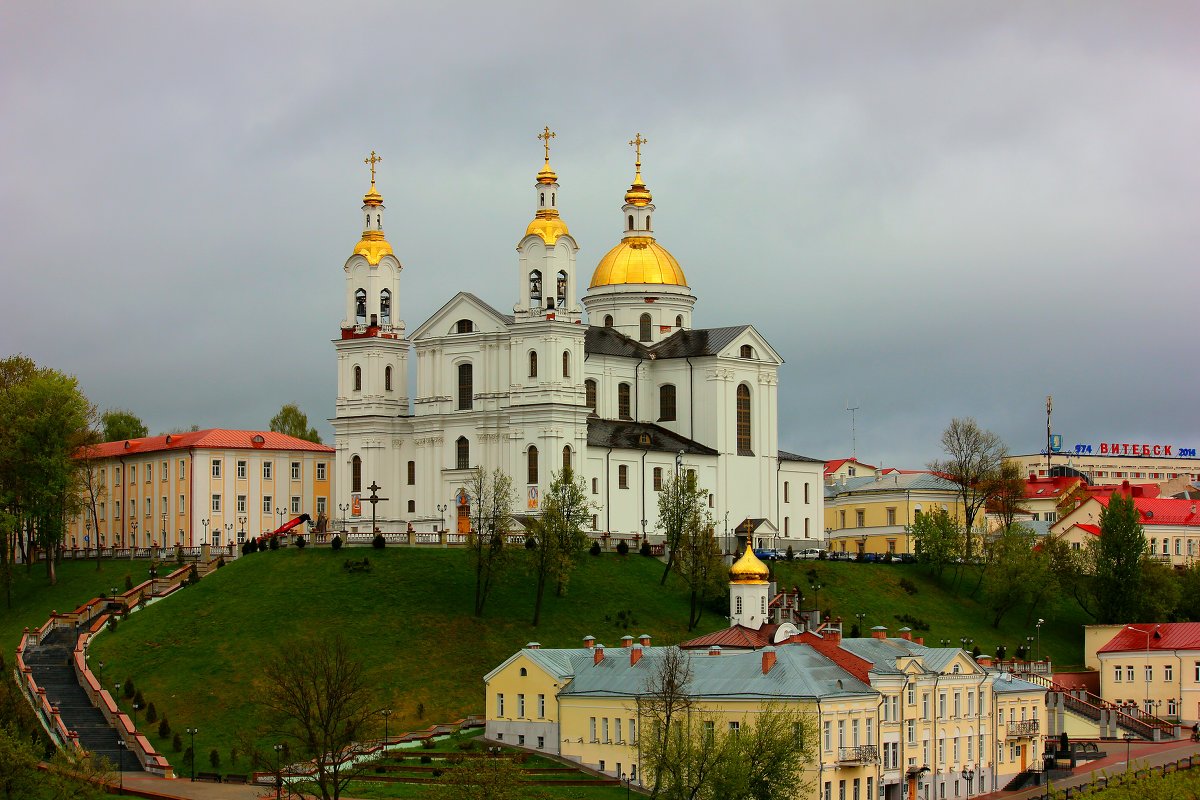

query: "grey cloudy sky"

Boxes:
[2, 2, 1197, 468]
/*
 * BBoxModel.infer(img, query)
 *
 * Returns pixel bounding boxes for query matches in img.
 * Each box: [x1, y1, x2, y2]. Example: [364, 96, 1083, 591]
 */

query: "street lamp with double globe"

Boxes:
[962, 766, 975, 797]
[380, 708, 393, 749]
[186, 727, 198, 781]
[273, 742, 286, 799]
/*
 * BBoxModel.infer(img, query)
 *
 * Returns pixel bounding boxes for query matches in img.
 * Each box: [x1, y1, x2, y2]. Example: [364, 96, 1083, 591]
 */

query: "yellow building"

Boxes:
[1091, 623, 1200, 724]
[70, 430, 333, 551]
[1051, 495, 1200, 568]
[823, 472, 966, 556]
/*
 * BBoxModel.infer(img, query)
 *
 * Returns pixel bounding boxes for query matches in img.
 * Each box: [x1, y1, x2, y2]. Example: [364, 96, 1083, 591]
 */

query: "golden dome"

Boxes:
[537, 159, 558, 186]
[589, 236, 687, 288]
[363, 181, 383, 207]
[353, 229, 393, 265]
[525, 211, 570, 245]
[624, 168, 652, 207]
[729, 543, 770, 585]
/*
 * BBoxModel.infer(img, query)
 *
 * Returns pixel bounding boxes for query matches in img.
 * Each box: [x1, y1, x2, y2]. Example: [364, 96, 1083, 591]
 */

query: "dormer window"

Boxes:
[456, 319, 474, 334]
[740, 344, 754, 359]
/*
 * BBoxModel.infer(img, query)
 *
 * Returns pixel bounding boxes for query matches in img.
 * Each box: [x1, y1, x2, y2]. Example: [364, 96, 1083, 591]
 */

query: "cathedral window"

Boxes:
[562, 351, 570, 378]
[618, 464, 629, 489]
[628, 214, 634, 231]
[562, 446, 571, 472]
[380, 289, 391, 325]
[659, 384, 676, 422]
[407, 461, 416, 486]
[675, 315, 683, 328]
[551, 192, 555, 205]
[784, 482, 790, 503]
[385, 365, 392, 392]
[556, 270, 567, 308]
[618, 383, 631, 420]
[353, 366, 362, 392]
[585, 379, 597, 412]
[456, 437, 470, 470]
[456, 319, 474, 334]
[653, 467, 663, 491]
[529, 270, 542, 306]
[740, 344, 754, 359]
[540, 192, 545, 207]
[639, 313, 652, 342]
[646, 214, 651, 229]
[736, 596, 743, 616]
[527, 446, 539, 485]
[355, 288, 367, 324]
[604, 315, 614, 328]
[529, 351, 538, 378]
[458, 363, 473, 410]
[351, 456, 362, 493]
[736, 384, 752, 455]
[408, 500, 415, 513]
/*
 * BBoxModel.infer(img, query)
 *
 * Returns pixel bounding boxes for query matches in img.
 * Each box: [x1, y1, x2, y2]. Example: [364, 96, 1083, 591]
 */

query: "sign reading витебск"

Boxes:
[1071, 442, 1198, 458]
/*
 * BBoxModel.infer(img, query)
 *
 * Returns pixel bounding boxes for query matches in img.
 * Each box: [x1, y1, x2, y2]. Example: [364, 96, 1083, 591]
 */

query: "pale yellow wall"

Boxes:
[487, 652, 562, 724]
[1097, 650, 1198, 721]
[824, 489, 966, 554]
[1083, 625, 1124, 670]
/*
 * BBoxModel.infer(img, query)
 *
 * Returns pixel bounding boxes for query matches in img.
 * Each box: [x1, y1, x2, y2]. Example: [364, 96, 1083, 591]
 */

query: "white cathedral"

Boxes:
[332, 136, 823, 551]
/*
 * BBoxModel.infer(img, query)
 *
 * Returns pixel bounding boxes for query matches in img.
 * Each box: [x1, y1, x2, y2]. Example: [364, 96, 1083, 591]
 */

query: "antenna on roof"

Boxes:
[845, 401, 860, 459]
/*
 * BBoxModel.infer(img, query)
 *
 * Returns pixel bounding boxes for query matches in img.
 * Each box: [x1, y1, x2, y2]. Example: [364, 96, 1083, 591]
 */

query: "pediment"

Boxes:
[410, 292, 513, 341]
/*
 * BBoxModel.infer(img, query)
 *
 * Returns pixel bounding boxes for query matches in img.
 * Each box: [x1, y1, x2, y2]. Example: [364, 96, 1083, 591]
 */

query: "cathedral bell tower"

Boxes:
[728, 543, 771, 630]
[514, 126, 581, 324]
[332, 151, 410, 519]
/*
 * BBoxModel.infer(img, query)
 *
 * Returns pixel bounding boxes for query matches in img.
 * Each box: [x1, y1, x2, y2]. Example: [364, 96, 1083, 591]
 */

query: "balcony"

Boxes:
[837, 745, 880, 764]
[1006, 720, 1039, 738]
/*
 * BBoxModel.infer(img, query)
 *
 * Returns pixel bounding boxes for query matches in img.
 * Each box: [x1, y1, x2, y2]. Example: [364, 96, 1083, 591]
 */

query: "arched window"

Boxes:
[585, 379, 597, 411]
[458, 363, 473, 410]
[562, 350, 570, 378]
[527, 446, 539, 485]
[540, 192, 545, 207]
[628, 214, 634, 230]
[407, 461, 415, 485]
[604, 315, 614, 328]
[380, 289, 391, 325]
[639, 313, 652, 342]
[736, 384, 752, 455]
[618, 383, 632, 420]
[556, 270, 567, 308]
[740, 344, 754, 359]
[675, 315, 683, 329]
[659, 384, 676, 422]
[353, 365, 362, 392]
[551, 192, 555, 205]
[646, 214, 651, 229]
[653, 467, 663, 491]
[456, 319, 474, 334]
[351, 455, 362, 493]
[562, 445, 571, 473]
[735, 596, 743, 615]
[354, 288, 367, 324]
[456, 436, 470, 470]
[529, 270, 542, 305]
[529, 351, 538, 378]
[385, 365, 392, 392]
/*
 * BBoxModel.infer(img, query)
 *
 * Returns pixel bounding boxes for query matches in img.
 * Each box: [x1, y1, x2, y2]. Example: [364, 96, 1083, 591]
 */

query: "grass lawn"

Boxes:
[0, 557, 160, 655]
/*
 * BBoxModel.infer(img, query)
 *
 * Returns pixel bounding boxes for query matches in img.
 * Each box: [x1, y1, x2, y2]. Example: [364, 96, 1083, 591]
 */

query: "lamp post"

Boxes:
[621, 771, 632, 799]
[437, 503, 448, 533]
[239, 516, 246, 544]
[278, 507, 286, 532]
[1025, 635, 1034, 660]
[962, 766, 975, 798]
[273, 742, 285, 800]
[855, 612, 867, 636]
[201, 519, 208, 548]
[186, 727, 198, 781]
[366, 481, 388, 536]
[810, 583, 823, 619]
[380, 708, 393, 749]
[224, 523, 233, 547]
[85, 519, 91, 558]
[339, 503, 348, 531]
[117, 738, 125, 791]
[724, 510, 730, 556]
[1123, 732, 1135, 772]
[960, 637, 974, 653]
[1036, 618, 1045, 662]
[130, 521, 138, 557]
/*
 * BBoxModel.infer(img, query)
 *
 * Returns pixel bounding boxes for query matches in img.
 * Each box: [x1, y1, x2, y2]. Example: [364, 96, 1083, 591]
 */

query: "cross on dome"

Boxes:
[364, 150, 383, 184]
[538, 126, 556, 161]
[628, 132, 647, 167]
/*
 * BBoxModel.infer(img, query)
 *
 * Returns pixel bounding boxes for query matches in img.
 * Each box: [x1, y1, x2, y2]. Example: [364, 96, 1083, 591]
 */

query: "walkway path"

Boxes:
[114, 772, 268, 799]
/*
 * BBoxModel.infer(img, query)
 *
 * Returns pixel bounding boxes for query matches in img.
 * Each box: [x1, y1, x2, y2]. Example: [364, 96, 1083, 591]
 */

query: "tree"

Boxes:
[260, 634, 377, 800]
[269, 403, 322, 444]
[986, 460, 1028, 533]
[466, 467, 518, 617]
[636, 646, 694, 798]
[1136, 560, 1181, 622]
[428, 755, 528, 800]
[529, 465, 594, 626]
[656, 470, 709, 586]
[100, 409, 147, 442]
[981, 524, 1052, 628]
[709, 703, 817, 800]
[929, 418, 1006, 560]
[1093, 492, 1146, 623]
[671, 491, 724, 630]
[909, 507, 963, 579]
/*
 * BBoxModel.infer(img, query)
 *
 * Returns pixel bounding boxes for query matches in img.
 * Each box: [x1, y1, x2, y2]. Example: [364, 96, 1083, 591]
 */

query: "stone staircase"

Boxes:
[20, 628, 142, 771]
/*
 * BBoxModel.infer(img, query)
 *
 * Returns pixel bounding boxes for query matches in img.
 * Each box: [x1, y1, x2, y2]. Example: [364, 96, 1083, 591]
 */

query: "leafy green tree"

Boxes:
[1094, 492, 1146, 623]
[1043, 534, 1097, 619]
[672, 495, 724, 630]
[709, 703, 818, 800]
[466, 467, 518, 617]
[909, 507, 963, 579]
[529, 465, 594, 626]
[269, 403, 322, 444]
[928, 418, 1006, 560]
[100, 409, 147, 442]
[1137, 560, 1181, 622]
[0, 723, 40, 800]
[1176, 565, 1200, 620]
[656, 470, 709, 586]
[428, 755, 528, 800]
[981, 524, 1053, 628]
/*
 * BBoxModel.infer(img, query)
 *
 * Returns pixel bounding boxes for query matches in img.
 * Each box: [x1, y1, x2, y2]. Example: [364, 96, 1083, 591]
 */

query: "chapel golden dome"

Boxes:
[362, 182, 384, 207]
[589, 237, 687, 288]
[729, 543, 770, 585]
[537, 159, 559, 186]
[525, 213, 570, 245]
[353, 229, 393, 265]
[624, 169, 652, 207]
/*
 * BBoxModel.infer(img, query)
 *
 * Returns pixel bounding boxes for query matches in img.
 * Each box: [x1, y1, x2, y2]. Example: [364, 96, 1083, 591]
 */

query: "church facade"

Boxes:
[331, 137, 822, 549]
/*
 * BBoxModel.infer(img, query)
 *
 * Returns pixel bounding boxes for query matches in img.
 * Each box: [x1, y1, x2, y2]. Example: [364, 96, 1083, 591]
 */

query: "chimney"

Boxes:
[583, 635, 595, 649]
[915, 636, 925, 646]
[826, 622, 842, 645]
[875, 468, 882, 479]
[638, 634, 652, 647]
[976, 655, 993, 668]
[593, 644, 605, 665]
[762, 646, 777, 674]
[621, 635, 634, 648]
[631, 644, 643, 666]
[871, 626, 888, 640]
[897, 627, 912, 641]
[708, 645, 722, 656]
[526, 642, 541, 650]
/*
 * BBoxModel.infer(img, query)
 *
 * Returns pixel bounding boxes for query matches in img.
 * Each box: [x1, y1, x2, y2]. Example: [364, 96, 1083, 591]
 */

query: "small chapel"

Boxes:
[331, 133, 823, 550]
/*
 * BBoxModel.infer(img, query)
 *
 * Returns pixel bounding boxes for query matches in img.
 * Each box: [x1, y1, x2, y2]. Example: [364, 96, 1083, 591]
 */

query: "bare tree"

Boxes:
[672, 504, 724, 631]
[656, 471, 708, 586]
[929, 418, 1006, 560]
[466, 467, 518, 617]
[637, 646, 694, 797]
[260, 634, 377, 800]
[529, 464, 594, 626]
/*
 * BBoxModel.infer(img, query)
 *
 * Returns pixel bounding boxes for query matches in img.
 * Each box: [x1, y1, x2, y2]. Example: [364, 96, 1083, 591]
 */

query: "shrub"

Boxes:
[173, 733, 182, 752]
[893, 613, 930, 631]
[898, 578, 918, 595]
[616, 540, 629, 556]
[448, 753, 465, 766]
[514, 752, 530, 765]
[158, 716, 170, 739]
[124, 680, 135, 699]
[373, 533, 386, 549]
[432, 768, 443, 778]
[590, 542, 601, 556]
[818, 550, 827, 560]
[331, 534, 343, 551]
[417, 701, 425, 719]
[995, 644, 1007, 659]
[124, 574, 133, 591]
[422, 738, 435, 750]
[216, 556, 225, 568]
[241, 541, 252, 556]
[229, 747, 238, 766]
[183, 746, 194, 771]
[295, 536, 306, 549]
[420, 755, 433, 764]
[972, 645, 982, 659]
[187, 563, 199, 585]
[145, 702, 157, 724]
[456, 739, 475, 751]
[134, 690, 145, 708]
[106, 616, 119, 632]
[849, 624, 861, 639]
[640, 540, 652, 557]
[269, 536, 280, 551]
[209, 749, 220, 769]
[175, 545, 184, 565]
[785, 545, 795, 561]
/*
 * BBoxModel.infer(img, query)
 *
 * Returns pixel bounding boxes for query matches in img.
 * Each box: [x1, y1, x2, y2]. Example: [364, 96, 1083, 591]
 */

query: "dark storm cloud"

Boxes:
[2, 2, 1197, 466]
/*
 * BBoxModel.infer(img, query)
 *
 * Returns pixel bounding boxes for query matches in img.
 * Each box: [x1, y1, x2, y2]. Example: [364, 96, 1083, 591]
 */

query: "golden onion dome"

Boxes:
[363, 181, 384, 207]
[589, 236, 687, 288]
[353, 229, 393, 265]
[624, 168, 653, 207]
[537, 159, 559, 186]
[525, 212, 570, 245]
[729, 544, 770, 585]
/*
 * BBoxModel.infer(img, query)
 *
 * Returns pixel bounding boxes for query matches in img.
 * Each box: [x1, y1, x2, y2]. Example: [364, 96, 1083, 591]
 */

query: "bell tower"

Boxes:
[514, 126, 581, 324]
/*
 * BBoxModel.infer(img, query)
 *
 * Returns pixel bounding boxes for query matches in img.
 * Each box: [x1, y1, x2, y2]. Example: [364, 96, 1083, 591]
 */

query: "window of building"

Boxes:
[161, 461, 168, 481]
[353, 365, 362, 391]
[456, 319, 474, 334]
[653, 467, 663, 491]
[497, 694, 505, 717]
[529, 350, 538, 378]
[408, 500, 415, 513]
[603, 314, 614, 328]
[316, 462, 326, 481]
[740, 344, 753, 359]
[263, 495, 272, 514]
[639, 313, 652, 342]
[290, 461, 300, 480]
[527, 446, 539, 485]
[456, 437, 470, 470]
[385, 365, 392, 391]
[263, 461, 273, 480]
[784, 517, 790, 535]
[659, 384, 676, 422]
[856, 510, 865, 527]
[179, 460, 186, 479]
[458, 363, 473, 410]
[235, 460, 246, 479]
[562, 350, 570, 378]
[1166, 664, 1174, 681]
[538, 694, 545, 717]
[178, 495, 184, 513]
[839, 510, 846, 529]
[887, 508, 896, 526]
[823, 721, 831, 751]
[736, 384, 752, 454]
[784, 482, 790, 503]
[562, 445, 571, 472]
[618, 383, 631, 420]
[211, 459, 221, 478]
[145, 465, 152, 483]
[352, 456, 362, 493]
[585, 379, 597, 411]
[591, 514, 598, 530]
[237, 495, 246, 513]
[1127, 665, 1134, 681]
[407, 460, 415, 485]
[517, 694, 525, 718]
[131, 465, 136, 483]
[354, 287, 366, 323]
[619, 464, 629, 489]
[289, 496, 299, 514]
[591, 477, 598, 494]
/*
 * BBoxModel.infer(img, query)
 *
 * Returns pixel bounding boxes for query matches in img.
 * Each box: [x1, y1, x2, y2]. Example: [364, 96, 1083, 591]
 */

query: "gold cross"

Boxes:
[629, 133, 647, 165]
[538, 126, 556, 161]
[364, 150, 382, 183]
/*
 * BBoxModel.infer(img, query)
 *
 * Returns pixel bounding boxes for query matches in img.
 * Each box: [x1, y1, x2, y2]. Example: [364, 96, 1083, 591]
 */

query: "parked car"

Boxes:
[796, 548, 822, 560]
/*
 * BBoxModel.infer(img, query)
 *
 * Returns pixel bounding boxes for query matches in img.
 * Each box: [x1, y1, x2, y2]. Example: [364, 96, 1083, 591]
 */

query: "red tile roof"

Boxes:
[1023, 476, 1082, 499]
[1093, 495, 1200, 527]
[1097, 623, 1200, 654]
[825, 458, 876, 475]
[680, 625, 778, 650]
[79, 430, 333, 459]
[1074, 523, 1101, 537]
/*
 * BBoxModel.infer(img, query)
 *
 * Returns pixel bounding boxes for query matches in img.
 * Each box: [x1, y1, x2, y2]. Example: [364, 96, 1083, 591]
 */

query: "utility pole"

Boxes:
[846, 401, 860, 459]
[1045, 395, 1053, 476]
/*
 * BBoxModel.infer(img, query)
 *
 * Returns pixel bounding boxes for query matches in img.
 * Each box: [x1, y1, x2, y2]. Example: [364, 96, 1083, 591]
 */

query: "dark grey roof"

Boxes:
[825, 472, 960, 498]
[992, 674, 1045, 694]
[587, 419, 717, 456]
[462, 292, 515, 324]
[584, 325, 751, 360]
[584, 326, 649, 358]
[780, 450, 824, 464]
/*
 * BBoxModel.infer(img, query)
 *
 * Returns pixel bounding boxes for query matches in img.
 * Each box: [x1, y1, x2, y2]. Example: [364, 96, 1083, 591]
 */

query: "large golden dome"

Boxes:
[589, 236, 687, 288]
[353, 230, 393, 265]
[729, 543, 770, 585]
[525, 213, 570, 245]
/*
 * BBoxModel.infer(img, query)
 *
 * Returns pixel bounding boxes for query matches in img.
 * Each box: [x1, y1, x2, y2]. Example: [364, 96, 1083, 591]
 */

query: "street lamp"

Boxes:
[278, 507, 286, 532]
[1036, 618, 1045, 661]
[224, 523, 233, 547]
[940, 639, 951, 648]
[1123, 732, 1136, 772]
[621, 771, 632, 799]
[273, 742, 285, 799]
[437, 503, 448, 532]
[810, 583, 823, 620]
[85, 520, 91, 557]
[962, 766, 975, 798]
[339, 503, 349, 531]
[238, 516, 246, 544]
[855, 612, 867, 636]
[161, 511, 167, 550]
[1025, 635, 1034, 660]
[960, 637, 974, 652]
[380, 708, 393, 749]
[201, 518, 208, 547]
[1126, 625, 1159, 716]
[130, 521, 138, 555]
[117, 738, 125, 791]
[186, 727, 198, 781]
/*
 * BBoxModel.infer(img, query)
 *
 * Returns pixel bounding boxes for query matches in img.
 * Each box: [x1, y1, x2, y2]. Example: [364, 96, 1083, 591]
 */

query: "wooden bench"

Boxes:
[195, 771, 223, 782]
[224, 774, 248, 784]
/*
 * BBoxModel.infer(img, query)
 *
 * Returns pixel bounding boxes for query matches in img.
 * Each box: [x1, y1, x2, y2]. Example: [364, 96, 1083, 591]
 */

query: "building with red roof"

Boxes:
[1089, 623, 1200, 723]
[1050, 489, 1200, 567]
[70, 430, 333, 551]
